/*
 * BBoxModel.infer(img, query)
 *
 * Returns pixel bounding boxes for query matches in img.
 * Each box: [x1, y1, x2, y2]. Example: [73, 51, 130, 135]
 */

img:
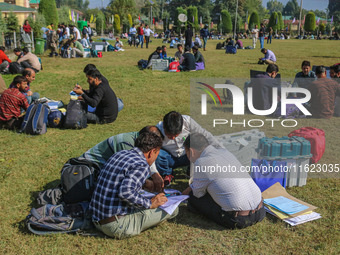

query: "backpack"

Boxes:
[273, 103, 306, 119]
[9, 62, 24, 74]
[48, 109, 64, 128]
[288, 127, 325, 164]
[26, 202, 93, 235]
[138, 59, 148, 69]
[20, 102, 49, 135]
[226, 45, 237, 54]
[169, 61, 180, 72]
[216, 43, 222, 50]
[63, 100, 87, 129]
[60, 157, 100, 204]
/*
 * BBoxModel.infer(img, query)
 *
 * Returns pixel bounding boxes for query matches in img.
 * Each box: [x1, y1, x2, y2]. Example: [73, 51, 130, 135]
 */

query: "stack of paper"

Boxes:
[262, 183, 321, 226]
[140, 189, 189, 215]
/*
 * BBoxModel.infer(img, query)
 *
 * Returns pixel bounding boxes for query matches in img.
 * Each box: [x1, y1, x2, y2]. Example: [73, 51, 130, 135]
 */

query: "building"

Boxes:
[0, 0, 36, 25]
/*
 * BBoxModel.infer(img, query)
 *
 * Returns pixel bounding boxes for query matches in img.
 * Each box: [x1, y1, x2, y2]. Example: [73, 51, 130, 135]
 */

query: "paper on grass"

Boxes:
[266, 204, 313, 220]
[262, 182, 317, 218]
[265, 207, 321, 226]
[264, 196, 309, 215]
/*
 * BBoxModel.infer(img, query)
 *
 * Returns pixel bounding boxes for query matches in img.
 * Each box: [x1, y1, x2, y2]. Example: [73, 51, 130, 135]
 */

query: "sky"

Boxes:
[89, 0, 329, 11]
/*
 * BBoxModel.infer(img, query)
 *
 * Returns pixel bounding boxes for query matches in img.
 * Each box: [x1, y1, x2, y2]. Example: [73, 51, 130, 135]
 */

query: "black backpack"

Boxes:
[60, 157, 100, 204]
[9, 62, 24, 74]
[20, 102, 49, 135]
[216, 43, 222, 50]
[63, 100, 87, 129]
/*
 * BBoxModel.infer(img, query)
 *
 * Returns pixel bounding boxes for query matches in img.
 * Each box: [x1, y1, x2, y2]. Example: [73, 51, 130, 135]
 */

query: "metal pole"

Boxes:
[31, 30, 34, 51]
[220, 14, 222, 36]
[13, 31, 17, 48]
[298, 0, 303, 39]
[233, 0, 239, 40]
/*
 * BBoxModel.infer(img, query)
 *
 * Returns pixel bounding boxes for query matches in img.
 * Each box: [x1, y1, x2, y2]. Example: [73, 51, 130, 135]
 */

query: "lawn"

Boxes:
[0, 38, 339, 255]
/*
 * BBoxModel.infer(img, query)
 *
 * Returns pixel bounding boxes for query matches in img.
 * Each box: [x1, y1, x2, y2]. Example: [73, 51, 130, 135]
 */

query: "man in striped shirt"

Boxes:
[89, 132, 178, 239]
[0, 76, 29, 130]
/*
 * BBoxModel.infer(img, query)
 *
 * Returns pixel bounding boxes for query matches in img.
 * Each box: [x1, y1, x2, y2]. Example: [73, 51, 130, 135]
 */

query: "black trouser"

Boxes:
[188, 191, 266, 229]
[130, 34, 136, 46]
[145, 36, 150, 48]
[20, 61, 39, 73]
[0, 117, 24, 130]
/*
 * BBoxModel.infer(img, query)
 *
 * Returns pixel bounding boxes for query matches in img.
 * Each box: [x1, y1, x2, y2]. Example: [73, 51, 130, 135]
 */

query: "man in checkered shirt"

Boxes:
[89, 132, 178, 239]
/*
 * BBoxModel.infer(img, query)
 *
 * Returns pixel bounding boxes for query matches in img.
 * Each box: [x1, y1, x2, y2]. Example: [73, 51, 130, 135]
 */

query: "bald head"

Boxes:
[22, 68, 35, 83]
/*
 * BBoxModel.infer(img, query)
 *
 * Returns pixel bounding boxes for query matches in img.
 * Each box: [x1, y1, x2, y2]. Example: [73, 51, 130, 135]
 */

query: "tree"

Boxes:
[249, 11, 260, 30]
[304, 11, 316, 32]
[318, 23, 325, 34]
[6, 11, 19, 32]
[220, 9, 232, 34]
[39, 0, 59, 27]
[267, 0, 284, 14]
[268, 11, 279, 31]
[282, 0, 299, 16]
[108, 0, 136, 27]
[58, 6, 74, 26]
[96, 11, 106, 33]
[328, 0, 340, 16]
[277, 11, 284, 30]
[127, 14, 132, 27]
[114, 14, 121, 34]
[27, 13, 46, 39]
[0, 10, 7, 35]
[187, 6, 199, 30]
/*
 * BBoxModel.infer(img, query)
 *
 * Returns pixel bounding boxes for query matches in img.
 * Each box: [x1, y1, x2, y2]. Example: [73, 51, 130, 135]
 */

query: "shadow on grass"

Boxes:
[29, 179, 61, 208]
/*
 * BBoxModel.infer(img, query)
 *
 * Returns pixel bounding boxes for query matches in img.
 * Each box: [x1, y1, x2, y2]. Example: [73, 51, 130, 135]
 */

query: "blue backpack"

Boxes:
[20, 102, 49, 135]
[26, 202, 94, 235]
[226, 45, 237, 54]
[48, 109, 64, 128]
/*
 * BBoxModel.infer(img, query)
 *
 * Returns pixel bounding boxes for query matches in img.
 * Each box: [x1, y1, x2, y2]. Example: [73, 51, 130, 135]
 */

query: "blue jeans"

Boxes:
[155, 149, 190, 176]
[26, 92, 40, 104]
[260, 37, 264, 49]
[138, 35, 144, 48]
[117, 98, 124, 112]
[267, 35, 272, 44]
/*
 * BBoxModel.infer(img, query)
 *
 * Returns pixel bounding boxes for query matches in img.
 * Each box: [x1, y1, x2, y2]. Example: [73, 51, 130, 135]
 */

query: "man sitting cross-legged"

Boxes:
[0, 76, 29, 130]
[89, 131, 178, 239]
[155, 111, 223, 184]
[73, 69, 118, 124]
[182, 133, 265, 229]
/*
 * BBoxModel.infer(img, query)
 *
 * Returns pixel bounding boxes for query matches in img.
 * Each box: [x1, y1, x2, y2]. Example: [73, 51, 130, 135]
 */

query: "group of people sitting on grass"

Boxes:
[75, 111, 265, 239]
[146, 44, 205, 71]
[0, 64, 121, 130]
[0, 47, 42, 75]
[250, 61, 340, 119]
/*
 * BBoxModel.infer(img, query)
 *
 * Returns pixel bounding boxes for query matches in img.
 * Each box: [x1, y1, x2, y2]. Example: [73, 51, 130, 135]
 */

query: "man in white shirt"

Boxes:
[144, 24, 154, 49]
[72, 26, 81, 41]
[182, 133, 265, 229]
[155, 111, 223, 184]
[65, 25, 70, 39]
[251, 25, 259, 48]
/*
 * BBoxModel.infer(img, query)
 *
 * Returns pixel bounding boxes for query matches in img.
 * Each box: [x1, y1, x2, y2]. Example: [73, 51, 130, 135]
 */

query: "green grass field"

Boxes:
[0, 38, 339, 255]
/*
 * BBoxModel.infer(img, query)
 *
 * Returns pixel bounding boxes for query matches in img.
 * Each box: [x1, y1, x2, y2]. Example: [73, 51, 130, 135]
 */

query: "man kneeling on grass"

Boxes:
[182, 133, 265, 229]
[89, 131, 178, 239]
